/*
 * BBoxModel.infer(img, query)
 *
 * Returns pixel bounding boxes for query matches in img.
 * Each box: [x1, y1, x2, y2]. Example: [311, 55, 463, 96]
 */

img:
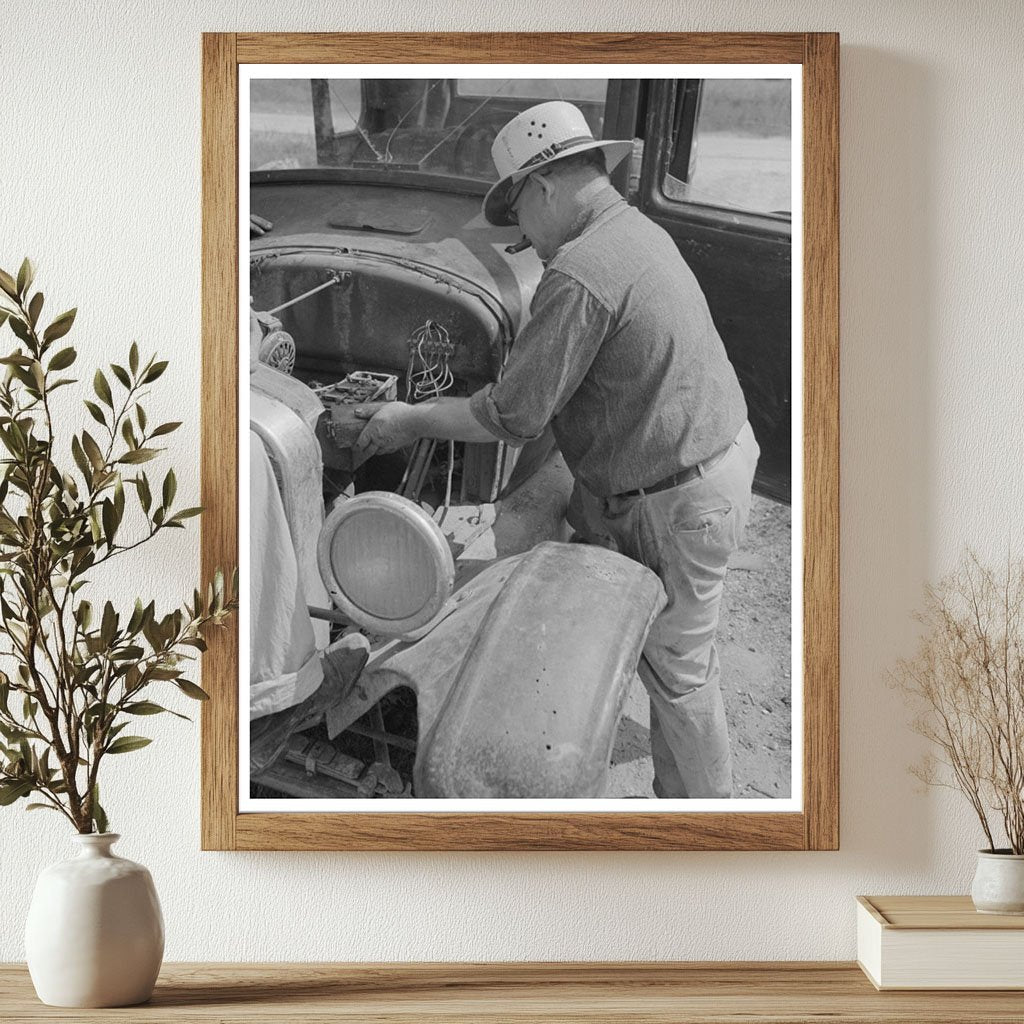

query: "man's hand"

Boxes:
[352, 396, 496, 459]
[250, 213, 273, 238]
[353, 402, 421, 459]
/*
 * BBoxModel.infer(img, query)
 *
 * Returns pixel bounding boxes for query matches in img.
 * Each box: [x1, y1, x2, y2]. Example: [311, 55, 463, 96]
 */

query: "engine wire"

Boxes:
[402, 321, 458, 511]
[405, 320, 455, 402]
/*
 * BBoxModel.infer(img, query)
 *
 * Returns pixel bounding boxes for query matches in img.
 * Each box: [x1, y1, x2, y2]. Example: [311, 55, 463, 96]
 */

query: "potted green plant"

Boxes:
[0, 259, 236, 1005]
[894, 551, 1024, 914]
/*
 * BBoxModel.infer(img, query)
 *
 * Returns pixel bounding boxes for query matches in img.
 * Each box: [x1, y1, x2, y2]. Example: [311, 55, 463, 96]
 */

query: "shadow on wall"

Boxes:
[838, 47, 938, 869]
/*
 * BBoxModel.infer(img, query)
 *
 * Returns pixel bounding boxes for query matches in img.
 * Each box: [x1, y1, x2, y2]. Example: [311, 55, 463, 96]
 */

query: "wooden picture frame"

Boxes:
[201, 32, 838, 851]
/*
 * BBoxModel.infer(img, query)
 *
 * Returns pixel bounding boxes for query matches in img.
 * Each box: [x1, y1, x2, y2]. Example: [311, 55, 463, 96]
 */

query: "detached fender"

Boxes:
[415, 541, 666, 798]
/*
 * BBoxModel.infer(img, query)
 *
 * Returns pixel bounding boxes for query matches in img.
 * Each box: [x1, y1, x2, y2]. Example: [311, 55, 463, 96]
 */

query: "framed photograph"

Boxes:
[201, 33, 838, 851]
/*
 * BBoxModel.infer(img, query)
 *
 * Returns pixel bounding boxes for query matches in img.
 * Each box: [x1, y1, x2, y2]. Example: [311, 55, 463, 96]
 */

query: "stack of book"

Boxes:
[857, 895, 1024, 990]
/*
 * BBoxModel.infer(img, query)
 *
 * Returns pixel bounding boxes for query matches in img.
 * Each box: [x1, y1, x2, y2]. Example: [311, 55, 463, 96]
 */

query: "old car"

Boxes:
[246, 76, 792, 800]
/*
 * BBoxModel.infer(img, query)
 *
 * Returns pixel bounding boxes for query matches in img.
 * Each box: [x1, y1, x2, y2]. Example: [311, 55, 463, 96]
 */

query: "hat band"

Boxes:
[516, 135, 597, 172]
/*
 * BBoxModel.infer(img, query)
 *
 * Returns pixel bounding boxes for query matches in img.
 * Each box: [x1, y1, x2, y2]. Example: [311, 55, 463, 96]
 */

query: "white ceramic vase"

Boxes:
[25, 833, 164, 1007]
[970, 849, 1024, 915]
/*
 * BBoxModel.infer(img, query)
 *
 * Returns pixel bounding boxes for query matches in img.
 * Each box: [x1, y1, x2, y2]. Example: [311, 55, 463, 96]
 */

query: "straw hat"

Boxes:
[482, 101, 632, 227]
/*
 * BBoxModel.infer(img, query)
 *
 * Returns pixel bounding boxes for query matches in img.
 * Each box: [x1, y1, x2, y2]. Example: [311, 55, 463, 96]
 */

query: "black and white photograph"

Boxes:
[242, 67, 799, 810]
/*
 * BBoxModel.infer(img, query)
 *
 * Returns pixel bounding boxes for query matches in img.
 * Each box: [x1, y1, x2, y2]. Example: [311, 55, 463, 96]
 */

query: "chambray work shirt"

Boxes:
[469, 188, 748, 497]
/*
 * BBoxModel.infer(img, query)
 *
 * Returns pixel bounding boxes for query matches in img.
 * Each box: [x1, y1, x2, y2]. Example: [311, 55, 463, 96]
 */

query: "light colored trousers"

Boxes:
[568, 421, 759, 798]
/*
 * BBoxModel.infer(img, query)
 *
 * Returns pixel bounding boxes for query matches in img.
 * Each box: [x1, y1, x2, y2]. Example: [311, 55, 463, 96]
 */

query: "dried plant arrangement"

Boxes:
[0, 259, 236, 834]
[894, 551, 1024, 854]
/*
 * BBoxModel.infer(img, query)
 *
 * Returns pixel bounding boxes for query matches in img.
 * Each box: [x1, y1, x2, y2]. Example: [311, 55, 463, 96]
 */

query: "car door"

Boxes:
[605, 79, 793, 503]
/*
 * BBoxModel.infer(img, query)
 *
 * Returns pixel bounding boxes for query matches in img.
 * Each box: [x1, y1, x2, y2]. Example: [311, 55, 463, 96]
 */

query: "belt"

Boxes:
[616, 444, 733, 499]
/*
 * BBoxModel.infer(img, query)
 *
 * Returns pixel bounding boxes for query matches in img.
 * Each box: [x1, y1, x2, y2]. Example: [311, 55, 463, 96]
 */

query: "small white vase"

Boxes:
[25, 833, 164, 1007]
[971, 849, 1024, 915]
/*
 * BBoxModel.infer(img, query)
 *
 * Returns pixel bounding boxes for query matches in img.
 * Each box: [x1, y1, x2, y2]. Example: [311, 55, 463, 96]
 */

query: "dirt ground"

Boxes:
[605, 493, 793, 799]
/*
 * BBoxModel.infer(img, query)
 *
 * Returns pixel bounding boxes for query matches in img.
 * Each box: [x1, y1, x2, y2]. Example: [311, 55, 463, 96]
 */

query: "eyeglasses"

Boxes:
[506, 175, 531, 225]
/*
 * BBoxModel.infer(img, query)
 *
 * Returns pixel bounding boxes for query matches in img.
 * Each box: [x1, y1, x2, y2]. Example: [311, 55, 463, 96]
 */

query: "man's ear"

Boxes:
[534, 171, 556, 203]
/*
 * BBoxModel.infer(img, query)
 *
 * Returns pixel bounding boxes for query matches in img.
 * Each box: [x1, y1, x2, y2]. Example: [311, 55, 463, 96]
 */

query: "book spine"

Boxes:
[855, 901, 883, 989]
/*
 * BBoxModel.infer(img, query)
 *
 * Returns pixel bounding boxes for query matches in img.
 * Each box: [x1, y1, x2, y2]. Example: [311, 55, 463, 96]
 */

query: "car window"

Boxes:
[249, 78, 608, 183]
[662, 79, 791, 218]
[250, 80, 364, 171]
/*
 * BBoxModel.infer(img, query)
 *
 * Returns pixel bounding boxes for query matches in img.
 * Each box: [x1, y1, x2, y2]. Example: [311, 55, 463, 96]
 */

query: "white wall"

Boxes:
[1, 0, 1022, 962]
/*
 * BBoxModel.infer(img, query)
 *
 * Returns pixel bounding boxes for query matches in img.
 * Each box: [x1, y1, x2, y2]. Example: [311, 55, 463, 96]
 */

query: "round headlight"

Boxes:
[317, 491, 454, 637]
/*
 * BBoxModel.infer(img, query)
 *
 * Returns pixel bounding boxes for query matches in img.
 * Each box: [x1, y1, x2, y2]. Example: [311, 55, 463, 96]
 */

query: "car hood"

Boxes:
[251, 181, 543, 331]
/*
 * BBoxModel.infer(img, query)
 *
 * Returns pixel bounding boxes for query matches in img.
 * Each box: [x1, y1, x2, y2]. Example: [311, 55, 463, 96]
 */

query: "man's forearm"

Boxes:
[353, 395, 498, 460]
[407, 396, 498, 443]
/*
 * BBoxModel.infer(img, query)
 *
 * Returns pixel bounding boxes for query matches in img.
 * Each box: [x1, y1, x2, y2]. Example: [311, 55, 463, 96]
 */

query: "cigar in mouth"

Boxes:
[504, 237, 532, 254]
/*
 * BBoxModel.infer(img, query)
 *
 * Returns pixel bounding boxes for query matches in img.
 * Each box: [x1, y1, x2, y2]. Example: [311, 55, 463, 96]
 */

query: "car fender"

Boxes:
[415, 541, 666, 798]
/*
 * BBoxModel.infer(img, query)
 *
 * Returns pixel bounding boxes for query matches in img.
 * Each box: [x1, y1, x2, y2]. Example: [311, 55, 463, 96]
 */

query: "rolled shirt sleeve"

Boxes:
[469, 269, 612, 446]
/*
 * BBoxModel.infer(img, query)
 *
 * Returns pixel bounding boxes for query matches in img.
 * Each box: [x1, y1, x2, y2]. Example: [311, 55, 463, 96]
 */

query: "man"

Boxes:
[354, 101, 758, 798]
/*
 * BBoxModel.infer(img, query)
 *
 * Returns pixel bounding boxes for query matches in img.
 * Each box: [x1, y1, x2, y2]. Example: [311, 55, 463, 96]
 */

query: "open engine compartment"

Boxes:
[250, 246, 515, 507]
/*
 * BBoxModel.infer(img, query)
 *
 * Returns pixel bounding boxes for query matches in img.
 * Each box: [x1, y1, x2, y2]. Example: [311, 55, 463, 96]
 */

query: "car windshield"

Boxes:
[250, 78, 609, 182]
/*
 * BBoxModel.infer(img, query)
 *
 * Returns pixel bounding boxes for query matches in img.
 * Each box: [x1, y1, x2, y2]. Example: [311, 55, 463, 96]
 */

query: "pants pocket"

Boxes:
[672, 503, 739, 567]
[642, 483, 740, 562]
[672, 503, 734, 535]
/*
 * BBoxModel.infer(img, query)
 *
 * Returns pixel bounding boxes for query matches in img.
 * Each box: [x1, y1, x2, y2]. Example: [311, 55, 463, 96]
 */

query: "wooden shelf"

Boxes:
[3, 962, 1024, 1022]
